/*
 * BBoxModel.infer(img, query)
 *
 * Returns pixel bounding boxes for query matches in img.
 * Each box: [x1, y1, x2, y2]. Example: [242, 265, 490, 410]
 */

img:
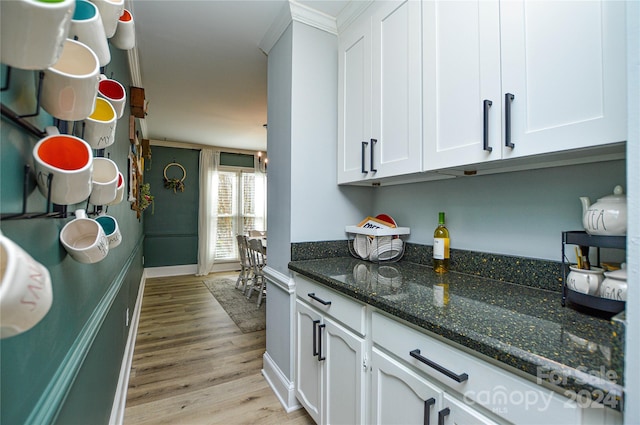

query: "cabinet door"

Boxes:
[438, 394, 498, 425]
[423, 0, 502, 171]
[324, 317, 366, 425]
[338, 13, 372, 184]
[295, 300, 323, 424]
[370, 0, 423, 178]
[500, 0, 627, 158]
[371, 348, 442, 425]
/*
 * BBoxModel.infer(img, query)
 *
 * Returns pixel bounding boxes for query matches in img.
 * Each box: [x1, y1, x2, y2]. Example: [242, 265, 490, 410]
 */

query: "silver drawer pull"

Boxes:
[410, 349, 469, 383]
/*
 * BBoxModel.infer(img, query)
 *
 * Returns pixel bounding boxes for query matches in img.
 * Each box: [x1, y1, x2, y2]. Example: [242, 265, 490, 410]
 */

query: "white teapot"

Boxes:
[580, 185, 627, 236]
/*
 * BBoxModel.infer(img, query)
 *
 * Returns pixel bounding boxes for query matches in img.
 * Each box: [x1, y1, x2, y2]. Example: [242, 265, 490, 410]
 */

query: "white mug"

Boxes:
[60, 209, 109, 264]
[41, 38, 100, 121]
[567, 266, 604, 295]
[110, 9, 135, 50]
[97, 75, 127, 119]
[95, 215, 122, 249]
[89, 157, 119, 206]
[0, 233, 53, 339]
[82, 97, 117, 148]
[107, 172, 125, 206]
[32, 127, 93, 205]
[68, 0, 111, 67]
[90, 0, 124, 38]
[0, 0, 75, 70]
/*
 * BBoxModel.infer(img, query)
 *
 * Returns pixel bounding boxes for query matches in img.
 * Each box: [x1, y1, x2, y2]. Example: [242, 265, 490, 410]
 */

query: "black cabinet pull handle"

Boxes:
[308, 292, 332, 306]
[424, 397, 436, 425]
[410, 349, 469, 383]
[505, 93, 515, 149]
[483, 99, 493, 152]
[437, 407, 450, 425]
[361, 141, 368, 173]
[312, 319, 320, 356]
[318, 323, 326, 361]
[370, 138, 377, 173]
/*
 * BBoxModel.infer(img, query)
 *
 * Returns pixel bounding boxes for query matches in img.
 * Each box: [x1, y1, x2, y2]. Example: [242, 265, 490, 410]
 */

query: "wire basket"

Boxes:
[346, 225, 410, 263]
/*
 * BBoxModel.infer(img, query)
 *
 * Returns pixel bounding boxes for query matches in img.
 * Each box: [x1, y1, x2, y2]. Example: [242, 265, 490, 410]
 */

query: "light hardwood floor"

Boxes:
[124, 273, 313, 425]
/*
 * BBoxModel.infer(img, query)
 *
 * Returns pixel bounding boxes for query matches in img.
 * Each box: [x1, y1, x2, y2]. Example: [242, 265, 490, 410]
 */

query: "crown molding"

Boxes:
[335, 0, 374, 34]
[259, 2, 292, 54]
[289, 0, 338, 35]
[124, 0, 147, 138]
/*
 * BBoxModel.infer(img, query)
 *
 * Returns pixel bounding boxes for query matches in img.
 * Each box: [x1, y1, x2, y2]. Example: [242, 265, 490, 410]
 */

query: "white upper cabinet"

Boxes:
[423, 0, 502, 170]
[423, 0, 627, 171]
[338, 0, 422, 184]
[500, 0, 627, 159]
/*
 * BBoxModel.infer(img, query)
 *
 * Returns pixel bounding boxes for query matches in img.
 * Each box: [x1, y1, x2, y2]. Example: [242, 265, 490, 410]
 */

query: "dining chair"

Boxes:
[248, 229, 266, 237]
[246, 237, 267, 307]
[235, 234, 253, 294]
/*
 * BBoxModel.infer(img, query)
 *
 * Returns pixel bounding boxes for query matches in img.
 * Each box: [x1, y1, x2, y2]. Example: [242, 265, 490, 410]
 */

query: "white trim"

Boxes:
[108, 271, 146, 425]
[259, 1, 292, 54]
[262, 351, 302, 413]
[289, 0, 338, 35]
[264, 266, 295, 294]
[144, 264, 197, 278]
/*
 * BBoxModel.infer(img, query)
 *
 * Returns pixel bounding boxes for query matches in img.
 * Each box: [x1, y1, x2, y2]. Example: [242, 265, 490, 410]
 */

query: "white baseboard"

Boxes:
[109, 272, 146, 425]
[144, 264, 197, 278]
[262, 351, 301, 413]
[144, 263, 240, 278]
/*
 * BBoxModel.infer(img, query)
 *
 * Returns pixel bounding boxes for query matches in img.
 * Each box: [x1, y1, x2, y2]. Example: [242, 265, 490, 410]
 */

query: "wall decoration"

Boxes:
[163, 162, 186, 193]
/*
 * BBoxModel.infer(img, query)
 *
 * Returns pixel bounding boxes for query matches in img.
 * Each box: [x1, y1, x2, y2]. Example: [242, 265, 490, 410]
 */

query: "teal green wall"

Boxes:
[143, 146, 200, 267]
[1, 45, 144, 424]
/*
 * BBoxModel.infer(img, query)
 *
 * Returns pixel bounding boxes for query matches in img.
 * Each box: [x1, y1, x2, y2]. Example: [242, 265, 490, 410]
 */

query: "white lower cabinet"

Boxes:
[371, 348, 498, 425]
[294, 277, 366, 425]
[293, 275, 622, 425]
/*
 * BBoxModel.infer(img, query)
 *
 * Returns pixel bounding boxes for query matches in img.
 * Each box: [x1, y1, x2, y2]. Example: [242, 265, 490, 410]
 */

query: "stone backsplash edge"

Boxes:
[291, 240, 563, 292]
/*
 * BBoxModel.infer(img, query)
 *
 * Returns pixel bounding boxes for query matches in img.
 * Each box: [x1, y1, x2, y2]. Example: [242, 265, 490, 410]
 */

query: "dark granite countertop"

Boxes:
[288, 257, 625, 411]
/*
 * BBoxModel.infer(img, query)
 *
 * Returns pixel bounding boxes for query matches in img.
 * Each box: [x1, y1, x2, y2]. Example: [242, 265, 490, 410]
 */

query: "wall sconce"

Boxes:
[257, 151, 268, 172]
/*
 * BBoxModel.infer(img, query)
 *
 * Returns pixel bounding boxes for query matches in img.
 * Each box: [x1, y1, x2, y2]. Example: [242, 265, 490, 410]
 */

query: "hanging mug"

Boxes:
[68, 0, 111, 67]
[0, 0, 75, 70]
[95, 215, 122, 249]
[110, 9, 135, 50]
[59, 209, 109, 264]
[0, 233, 53, 339]
[41, 38, 100, 121]
[97, 74, 127, 119]
[89, 157, 119, 206]
[32, 127, 93, 206]
[89, 0, 124, 38]
[82, 97, 117, 149]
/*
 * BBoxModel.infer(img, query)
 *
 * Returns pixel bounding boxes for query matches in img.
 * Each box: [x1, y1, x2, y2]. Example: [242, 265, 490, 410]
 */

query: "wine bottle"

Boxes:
[433, 212, 450, 273]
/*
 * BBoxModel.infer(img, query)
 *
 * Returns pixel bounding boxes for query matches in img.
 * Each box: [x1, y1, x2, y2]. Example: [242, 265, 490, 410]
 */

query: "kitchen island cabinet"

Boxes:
[290, 259, 623, 424]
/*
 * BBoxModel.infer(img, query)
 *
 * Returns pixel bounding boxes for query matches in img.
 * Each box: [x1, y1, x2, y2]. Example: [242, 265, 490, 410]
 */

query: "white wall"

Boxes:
[373, 159, 626, 261]
[266, 24, 294, 278]
[289, 22, 372, 243]
[265, 22, 294, 383]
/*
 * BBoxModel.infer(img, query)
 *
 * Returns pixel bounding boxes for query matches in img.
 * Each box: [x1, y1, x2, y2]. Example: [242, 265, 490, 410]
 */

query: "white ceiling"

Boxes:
[127, 0, 350, 152]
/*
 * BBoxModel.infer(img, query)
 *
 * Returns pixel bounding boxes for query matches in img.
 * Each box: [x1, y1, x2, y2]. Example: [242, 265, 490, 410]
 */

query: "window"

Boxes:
[215, 169, 266, 261]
